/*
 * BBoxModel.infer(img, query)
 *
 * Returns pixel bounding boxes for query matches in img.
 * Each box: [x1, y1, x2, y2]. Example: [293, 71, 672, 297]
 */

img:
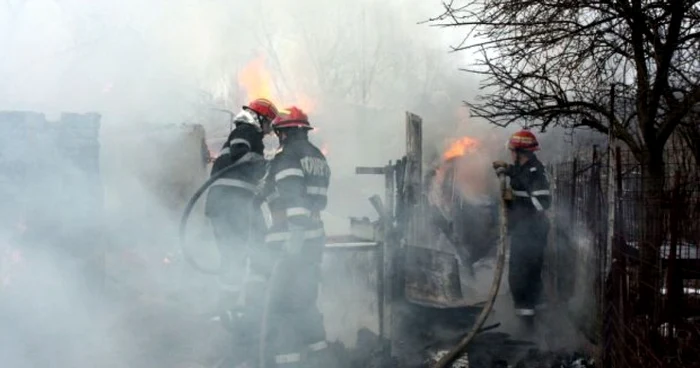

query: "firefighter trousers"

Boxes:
[207, 188, 264, 291]
[508, 217, 549, 314]
[207, 189, 266, 364]
[264, 249, 331, 367]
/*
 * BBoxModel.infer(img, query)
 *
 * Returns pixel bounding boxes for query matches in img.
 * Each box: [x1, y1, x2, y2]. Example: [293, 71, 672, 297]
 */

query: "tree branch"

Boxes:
[658, 84, 700, 144]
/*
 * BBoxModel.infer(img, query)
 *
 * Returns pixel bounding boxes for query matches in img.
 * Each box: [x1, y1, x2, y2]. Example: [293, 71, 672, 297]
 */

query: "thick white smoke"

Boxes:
[0, 0, 593, 365]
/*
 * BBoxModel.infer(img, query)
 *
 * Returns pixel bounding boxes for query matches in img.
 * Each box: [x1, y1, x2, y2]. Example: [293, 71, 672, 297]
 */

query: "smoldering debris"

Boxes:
[0, 2, 599, 367]
[336, 327, 595, 368]
[508, 350, 595, 368]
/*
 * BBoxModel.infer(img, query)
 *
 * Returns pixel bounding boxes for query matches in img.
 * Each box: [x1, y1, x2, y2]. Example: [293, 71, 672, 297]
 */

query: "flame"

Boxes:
[237, 55, 316, 113]
[238, 56, 275, 102]
[442, 136, 480, 161]
[430, 135, 493, 205]
[235, 56, 326, 154]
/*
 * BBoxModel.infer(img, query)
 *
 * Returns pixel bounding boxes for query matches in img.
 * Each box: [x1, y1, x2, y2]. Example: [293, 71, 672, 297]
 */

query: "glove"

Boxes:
[503, 187, 513, 201]
[282, 224, 305, 255]
[492, 160, 509, 176]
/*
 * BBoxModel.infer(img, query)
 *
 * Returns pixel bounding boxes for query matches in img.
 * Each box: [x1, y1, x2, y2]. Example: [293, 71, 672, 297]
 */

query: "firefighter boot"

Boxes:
[268, 313, 305, 368]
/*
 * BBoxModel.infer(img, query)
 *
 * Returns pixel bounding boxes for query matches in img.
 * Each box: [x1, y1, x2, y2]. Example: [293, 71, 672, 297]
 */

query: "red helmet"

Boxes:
[272, 106, 313, 130]
[507, 129, 540, 151]
[244, 98, 278, 121]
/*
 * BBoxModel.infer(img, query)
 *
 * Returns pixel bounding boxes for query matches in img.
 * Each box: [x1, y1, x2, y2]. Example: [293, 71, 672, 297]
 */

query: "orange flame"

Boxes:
[442, 136, 480, 161]
[236, 56, 326, 154]
[430, 135, 494, 209]
[237, 55, 316, 113]
[238, 56, 275, 103]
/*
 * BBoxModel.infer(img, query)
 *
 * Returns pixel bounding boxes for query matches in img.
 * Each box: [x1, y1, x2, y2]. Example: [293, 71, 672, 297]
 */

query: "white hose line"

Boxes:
[433, 173, 509, 368]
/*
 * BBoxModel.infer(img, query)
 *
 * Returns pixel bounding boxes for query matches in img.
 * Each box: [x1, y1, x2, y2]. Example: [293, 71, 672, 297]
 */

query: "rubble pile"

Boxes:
[338, 328, 595, 368]
[507, 350, 594, 368]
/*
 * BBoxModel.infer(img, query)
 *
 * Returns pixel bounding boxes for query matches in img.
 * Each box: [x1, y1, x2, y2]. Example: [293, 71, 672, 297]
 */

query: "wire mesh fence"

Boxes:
[546, 145, 700, 368]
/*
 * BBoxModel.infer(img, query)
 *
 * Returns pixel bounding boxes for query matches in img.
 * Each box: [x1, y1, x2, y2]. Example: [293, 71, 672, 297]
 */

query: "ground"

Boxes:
[0, 228, 593, 367]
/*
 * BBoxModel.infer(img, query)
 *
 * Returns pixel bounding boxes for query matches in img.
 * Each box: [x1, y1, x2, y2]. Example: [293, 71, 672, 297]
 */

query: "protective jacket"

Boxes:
[263, 135, 330, 253]
[506, 156, 551, 223]
[205, 111, 267, 216]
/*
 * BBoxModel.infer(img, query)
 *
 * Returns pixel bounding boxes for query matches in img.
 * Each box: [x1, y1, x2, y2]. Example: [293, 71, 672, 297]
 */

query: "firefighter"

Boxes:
[204, 98, 277, 365]
[492, 129, 551, 318]
[259, 106, 335, 368]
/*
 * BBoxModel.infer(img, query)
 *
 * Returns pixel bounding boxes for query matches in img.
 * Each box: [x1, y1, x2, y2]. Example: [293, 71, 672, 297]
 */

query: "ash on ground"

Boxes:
[340, 328, 595, 368]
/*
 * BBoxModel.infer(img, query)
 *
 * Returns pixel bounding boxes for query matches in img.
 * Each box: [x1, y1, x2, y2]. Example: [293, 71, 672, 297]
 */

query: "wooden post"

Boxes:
[385, 161, 395, 220]
[602, 85, 616, 367]
[355, 165, 396, 344]
[356, 112, 422, 361]
[665, 171, 683, 343]
[382, 162, 394, 340]
[591, 146, 603, 302]
[567, 157, 578, 295]
[547, 163, 558, 302]
[405, 112, 423, 246]
[614, 147, 627, 324]
[570, 158, 578, 232]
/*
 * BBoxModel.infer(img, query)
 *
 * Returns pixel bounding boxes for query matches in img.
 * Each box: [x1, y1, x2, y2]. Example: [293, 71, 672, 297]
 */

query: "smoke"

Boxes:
[0, 0, 598, 365]
[0, 0, 480, 363]
[0, 0, 486, 227]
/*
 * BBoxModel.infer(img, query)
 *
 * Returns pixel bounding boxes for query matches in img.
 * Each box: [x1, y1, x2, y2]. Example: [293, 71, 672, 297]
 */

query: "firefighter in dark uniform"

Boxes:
[493, 129, 551, 318]
[204, 98, 277, 366]
[258, 106, 335, 368]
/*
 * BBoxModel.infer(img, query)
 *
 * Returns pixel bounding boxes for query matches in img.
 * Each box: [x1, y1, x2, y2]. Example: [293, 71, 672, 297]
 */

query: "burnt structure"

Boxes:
[424, 146, 500, 270]
[333, 113, 598, 368]
[337, 113, 504, 367]
[0, 111, 104, 290]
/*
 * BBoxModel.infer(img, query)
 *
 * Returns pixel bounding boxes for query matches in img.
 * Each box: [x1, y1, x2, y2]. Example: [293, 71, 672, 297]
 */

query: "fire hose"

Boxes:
[179, 159, 260, 275]
[179, 158, 280, 368]
[433, 172, 509, 368]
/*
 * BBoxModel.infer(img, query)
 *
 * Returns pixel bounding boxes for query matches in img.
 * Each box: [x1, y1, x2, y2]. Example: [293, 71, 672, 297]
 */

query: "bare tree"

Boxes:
[679, 109, 700, 164]
[429, 0, 699, 326]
